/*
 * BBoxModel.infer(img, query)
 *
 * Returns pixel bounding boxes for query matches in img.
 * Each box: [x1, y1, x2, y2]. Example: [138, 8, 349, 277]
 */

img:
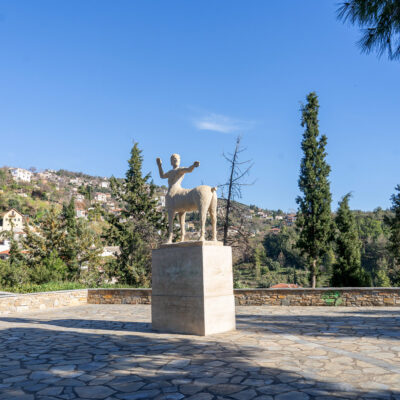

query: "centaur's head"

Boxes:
[170, 153, 180, 169]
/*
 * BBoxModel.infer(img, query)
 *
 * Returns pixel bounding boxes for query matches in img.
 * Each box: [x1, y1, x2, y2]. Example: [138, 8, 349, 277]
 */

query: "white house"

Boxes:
[9, 168, 33, 183]
[36, 172, 46, 180]
[76, 209, 88, 219]
[75, 193, 85, 202]
[0, 239, 10, 259]
[100, 246, 121, 257]
[285, 213, 297, 226]
[70, 177, 83, 186]
[0, 209, 25, 233]
[37, 170, 61, 183]
[156, 196, 166, 207]
[94, 192, 107, 203]
[100, 180, 110, 189]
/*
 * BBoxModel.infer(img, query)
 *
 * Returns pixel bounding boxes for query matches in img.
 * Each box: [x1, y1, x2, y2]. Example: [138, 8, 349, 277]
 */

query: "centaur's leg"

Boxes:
[178, 212, 186, 242]
[199, 203, 208, 241]
[167, 210, 175, 243]
[209, 189, 217, 241]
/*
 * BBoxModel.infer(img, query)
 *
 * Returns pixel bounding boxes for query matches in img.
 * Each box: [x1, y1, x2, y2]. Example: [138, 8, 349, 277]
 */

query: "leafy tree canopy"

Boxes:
[331, 193, 371, 287]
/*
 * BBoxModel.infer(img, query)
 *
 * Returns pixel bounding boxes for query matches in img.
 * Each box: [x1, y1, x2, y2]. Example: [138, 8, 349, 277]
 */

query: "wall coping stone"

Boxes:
[2, 287, 399, 298]
[0, 289, 89, 298]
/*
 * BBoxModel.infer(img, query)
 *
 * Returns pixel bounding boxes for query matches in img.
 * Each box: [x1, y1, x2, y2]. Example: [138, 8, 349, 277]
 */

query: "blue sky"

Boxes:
[0, 1, 399, 211]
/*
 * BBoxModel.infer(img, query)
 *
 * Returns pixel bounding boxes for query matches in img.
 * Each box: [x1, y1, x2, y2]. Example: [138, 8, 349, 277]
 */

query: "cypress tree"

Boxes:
[60, 198, 79, 276]
[253, 244, 265, 281]
[107, 142, 165, 286]
[331, 193, 371, 287]
[61, 198, 77, 231]
[296, 92, 332, 288]
[59, 197, 80, 277]
[385, 185, 400, 268]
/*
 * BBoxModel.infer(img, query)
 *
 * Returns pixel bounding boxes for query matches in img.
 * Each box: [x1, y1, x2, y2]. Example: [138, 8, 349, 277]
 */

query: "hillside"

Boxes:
[0, 166, 296, 237]
[1, 166, 397, 289]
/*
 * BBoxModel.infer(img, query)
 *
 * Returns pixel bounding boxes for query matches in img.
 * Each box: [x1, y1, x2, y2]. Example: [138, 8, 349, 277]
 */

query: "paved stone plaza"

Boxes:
[0, 305, 399, 400]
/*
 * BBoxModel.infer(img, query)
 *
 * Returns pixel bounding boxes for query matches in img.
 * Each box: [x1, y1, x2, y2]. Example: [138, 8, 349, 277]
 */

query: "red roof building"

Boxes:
[270, 283, 302, 288]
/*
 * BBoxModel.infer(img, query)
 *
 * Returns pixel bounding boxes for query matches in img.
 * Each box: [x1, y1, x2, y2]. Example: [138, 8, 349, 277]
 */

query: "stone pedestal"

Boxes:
[152, 241, 236, 336]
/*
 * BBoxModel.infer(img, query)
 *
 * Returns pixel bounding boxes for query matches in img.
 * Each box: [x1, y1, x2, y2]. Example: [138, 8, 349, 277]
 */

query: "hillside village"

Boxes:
[0, 166, 297, 259]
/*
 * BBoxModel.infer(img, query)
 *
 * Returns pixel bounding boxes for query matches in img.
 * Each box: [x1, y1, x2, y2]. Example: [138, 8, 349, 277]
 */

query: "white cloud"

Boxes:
[193, 112, 253, 134]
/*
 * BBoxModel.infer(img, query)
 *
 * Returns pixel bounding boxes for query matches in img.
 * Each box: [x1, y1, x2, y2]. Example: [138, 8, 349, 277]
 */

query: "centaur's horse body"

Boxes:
[157, 154, 217, 243]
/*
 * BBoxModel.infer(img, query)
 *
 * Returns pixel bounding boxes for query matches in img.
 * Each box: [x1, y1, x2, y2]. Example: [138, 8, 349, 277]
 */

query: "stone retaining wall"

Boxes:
[0, 289, 88, 315]
[234, 288, 400, 306]
[87, 289, 151, 305]
[88, 288, 400, 307]
[1, 287, 399, 314]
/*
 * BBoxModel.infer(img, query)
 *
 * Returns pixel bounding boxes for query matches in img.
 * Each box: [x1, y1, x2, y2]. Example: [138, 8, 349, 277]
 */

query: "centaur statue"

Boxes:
[156, 154, 217, 243]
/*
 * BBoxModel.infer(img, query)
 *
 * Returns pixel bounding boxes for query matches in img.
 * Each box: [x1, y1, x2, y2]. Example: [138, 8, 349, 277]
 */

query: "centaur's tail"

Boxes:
[209, 186, 218, 216]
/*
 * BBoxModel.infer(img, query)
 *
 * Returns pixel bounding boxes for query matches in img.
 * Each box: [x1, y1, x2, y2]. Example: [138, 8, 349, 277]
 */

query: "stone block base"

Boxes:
[151, 241, 236, 335]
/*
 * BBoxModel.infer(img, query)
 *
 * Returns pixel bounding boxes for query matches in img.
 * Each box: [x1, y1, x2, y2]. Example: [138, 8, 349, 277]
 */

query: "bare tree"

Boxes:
[221, 136, 254, 246]
[229, 205, 254, 263]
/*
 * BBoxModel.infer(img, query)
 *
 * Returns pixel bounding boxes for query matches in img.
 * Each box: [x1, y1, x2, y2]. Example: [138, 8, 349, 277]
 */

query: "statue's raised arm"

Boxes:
[156, 158, 168, 179]
[156, 154, 218, 243]
[180, 161, 200, 174]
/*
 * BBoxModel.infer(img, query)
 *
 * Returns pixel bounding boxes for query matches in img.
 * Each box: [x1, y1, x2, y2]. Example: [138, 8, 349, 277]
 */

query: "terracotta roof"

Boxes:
[270, 283, 302, 288]
[0, 208, 24, 218]
[0, 249, 28, 255]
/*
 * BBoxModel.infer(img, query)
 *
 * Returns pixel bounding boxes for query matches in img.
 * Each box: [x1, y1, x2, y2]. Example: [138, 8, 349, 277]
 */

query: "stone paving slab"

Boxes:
[0, 305, 400, 399]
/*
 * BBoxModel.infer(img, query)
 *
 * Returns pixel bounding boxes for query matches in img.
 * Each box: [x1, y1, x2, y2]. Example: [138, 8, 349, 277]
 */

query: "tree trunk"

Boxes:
[222, 135, 253, 247]
[311, 259, 317, 288]
[223, 196, 232, 246]
[312, 273, 316, 288]
[223, 140, 239, 246]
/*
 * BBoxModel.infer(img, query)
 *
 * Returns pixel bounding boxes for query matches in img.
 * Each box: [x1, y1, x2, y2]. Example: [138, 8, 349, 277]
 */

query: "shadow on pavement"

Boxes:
[0, 316, 152, 333]
[0, 309, 399, 399]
